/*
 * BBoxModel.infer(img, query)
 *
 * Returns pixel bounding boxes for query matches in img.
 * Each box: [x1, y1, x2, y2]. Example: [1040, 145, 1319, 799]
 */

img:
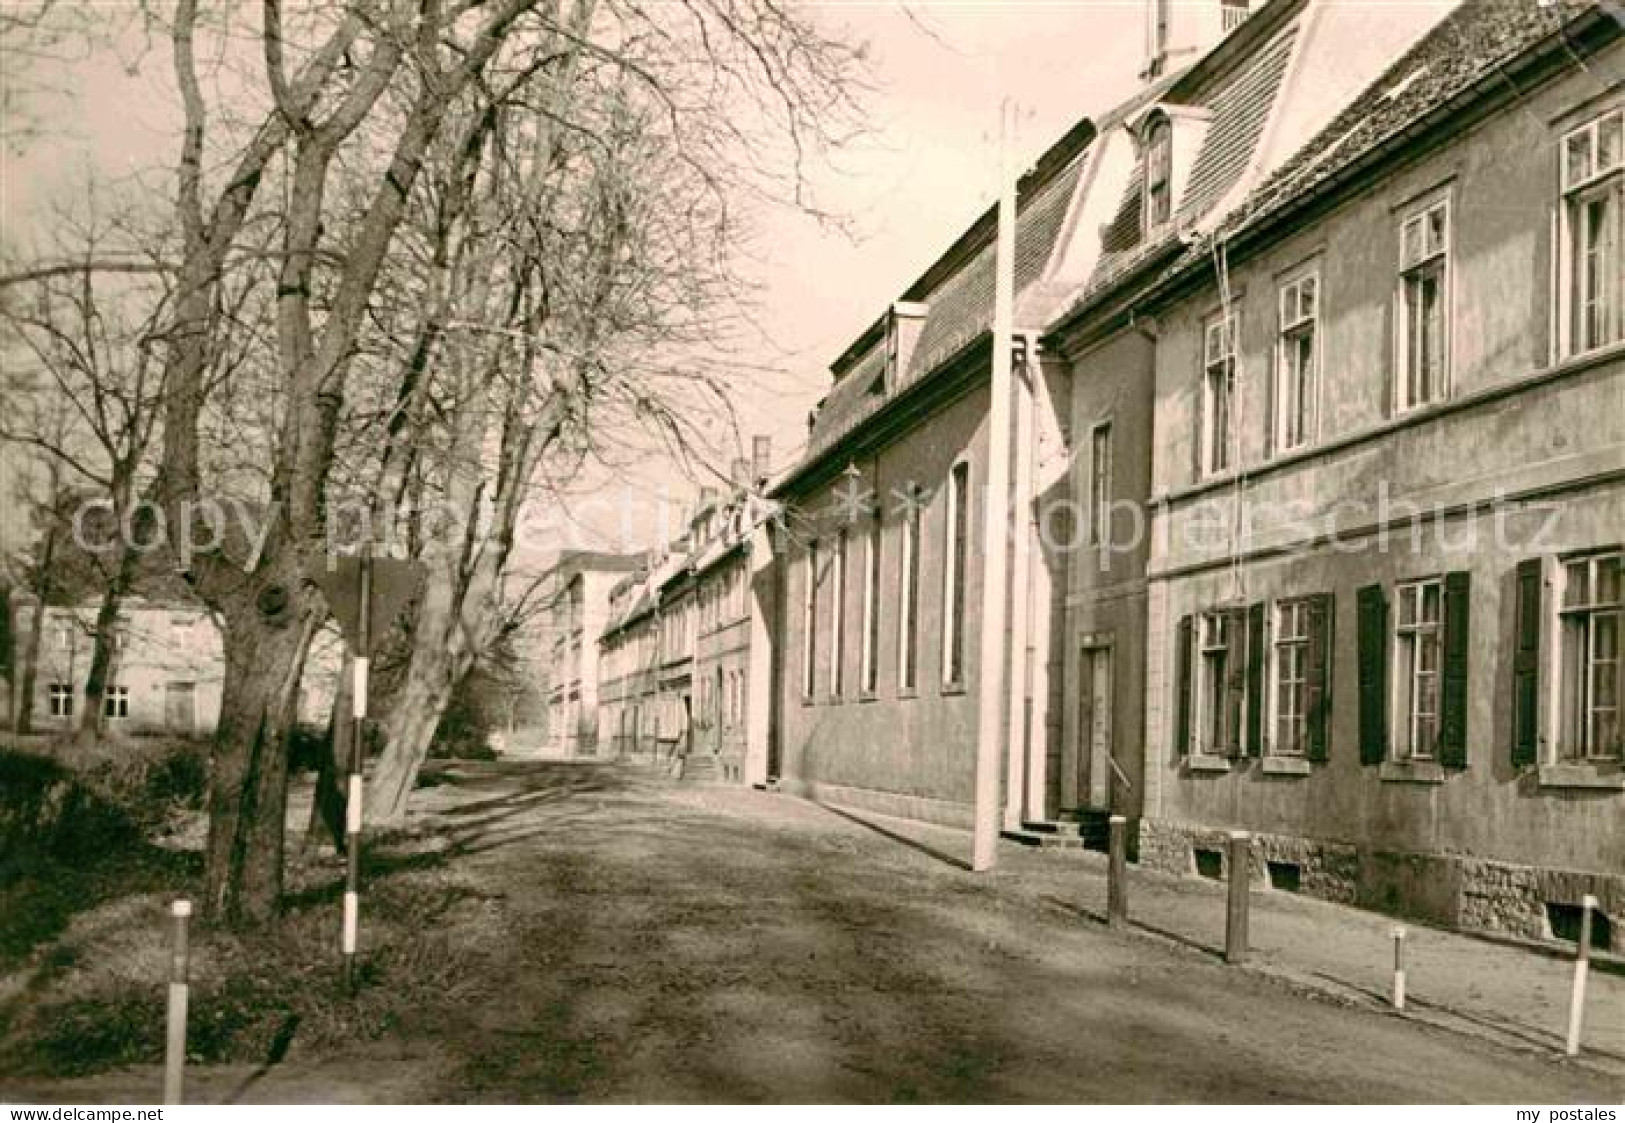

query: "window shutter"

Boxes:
[1306, 592, 1333, 762]
[1263, 349, 1277, 461]
[1511, 558, 1543, 768]
[1439, 569, 1472, 768]
[1246, 602, 1265, 756]
[1357, 583, 1388, 765]
[1175, 614, 1194, 756]
[1192, 378, 1204, 481]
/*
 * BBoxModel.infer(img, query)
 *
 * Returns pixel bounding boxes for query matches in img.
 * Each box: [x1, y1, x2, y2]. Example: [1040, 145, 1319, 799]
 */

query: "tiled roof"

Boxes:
[1158, 0, 1606, 287]
[1077, 24, 1299, 304]
[804, 153, 1089, 459]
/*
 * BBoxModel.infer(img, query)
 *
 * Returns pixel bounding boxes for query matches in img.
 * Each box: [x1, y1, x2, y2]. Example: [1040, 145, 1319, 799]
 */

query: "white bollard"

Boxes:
[164, 899, 192, 1105]
[1565, 894, 1598, 1056]
[1391, 926, 1407, 1011]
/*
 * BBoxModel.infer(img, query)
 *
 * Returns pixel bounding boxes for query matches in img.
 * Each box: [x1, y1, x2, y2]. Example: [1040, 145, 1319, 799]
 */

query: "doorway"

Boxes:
[1076, 645, 1113, 810]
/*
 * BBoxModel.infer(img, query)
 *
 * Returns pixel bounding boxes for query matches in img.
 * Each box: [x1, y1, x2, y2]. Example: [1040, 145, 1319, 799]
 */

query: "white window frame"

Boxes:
[1396, 196, 1451, 412]
[1391, 578, 1444, 761]
[1201, 313, 1237, 477]
[899, 489, 921, 692]
[1555, 550, 1622, 761]
[1087, 422, 1112, 548]
[860, 514, 880, 696]
[104, 685, 130, 720]
[943, 461, 970, 689]
[48, 683, 73, 718]
[1270, 599, 1310, 757]
[832, 529, 848, 699]
[802, 540, 819, 699]
[1143, 116, 1173, 231]
[1275, 269, 1319, 452]
[1558, 108, 1624, 358]
[1195, 608, 1245, 755]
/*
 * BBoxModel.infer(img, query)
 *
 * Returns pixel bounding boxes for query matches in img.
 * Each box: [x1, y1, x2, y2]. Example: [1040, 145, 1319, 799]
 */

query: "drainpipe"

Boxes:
[973, 98, 1018, 872]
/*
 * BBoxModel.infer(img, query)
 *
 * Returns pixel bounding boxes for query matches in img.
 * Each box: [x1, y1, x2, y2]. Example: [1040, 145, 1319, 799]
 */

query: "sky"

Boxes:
[0, 1, 1151, 562]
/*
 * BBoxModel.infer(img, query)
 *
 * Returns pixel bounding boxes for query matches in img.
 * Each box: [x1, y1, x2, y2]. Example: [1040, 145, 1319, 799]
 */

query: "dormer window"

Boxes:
[1221, 0, 1250, 34]
[1144, 115, 1173, 230]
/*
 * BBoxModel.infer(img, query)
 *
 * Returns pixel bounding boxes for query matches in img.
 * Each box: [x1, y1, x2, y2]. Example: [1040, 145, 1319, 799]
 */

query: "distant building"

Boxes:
[6, 596, 223, 736]
[542, 551, 645, 756]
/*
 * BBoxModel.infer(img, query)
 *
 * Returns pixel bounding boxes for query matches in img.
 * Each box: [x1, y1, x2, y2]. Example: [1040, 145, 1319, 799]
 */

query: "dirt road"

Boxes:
[10, 762, 1621, 1103]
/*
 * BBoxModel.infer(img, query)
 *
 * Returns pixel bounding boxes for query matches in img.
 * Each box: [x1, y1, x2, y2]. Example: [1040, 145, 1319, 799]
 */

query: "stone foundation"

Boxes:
[782, 779, 975, 831]
[1141, 817, 1623, 945]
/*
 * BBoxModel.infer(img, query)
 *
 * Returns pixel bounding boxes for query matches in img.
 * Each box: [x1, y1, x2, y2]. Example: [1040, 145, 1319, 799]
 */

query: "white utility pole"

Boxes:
[973, 98, 1018, 872]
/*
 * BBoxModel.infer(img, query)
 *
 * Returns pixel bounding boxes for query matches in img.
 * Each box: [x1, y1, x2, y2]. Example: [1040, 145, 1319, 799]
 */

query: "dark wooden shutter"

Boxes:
[1439, 570, 1472, 768]
[1246, 602, 1265, 756]
[1511, 559, 1543, 768]
[1357, 583, 1388, 765]
[1175, 614, 1194, 757]
[1192, 379, 1204, 481]
[1263, 351, 1277, 461]
[1306, 593, 1333, 762]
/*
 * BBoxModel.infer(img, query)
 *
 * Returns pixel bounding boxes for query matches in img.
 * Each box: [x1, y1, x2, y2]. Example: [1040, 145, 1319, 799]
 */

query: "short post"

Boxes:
[164, 899, 192, 1105]
[1225, 831, 1250, 965]
[1390, 926, 1407, 1010]
[1565, 894, 1598, 1056]
[1107, 815, 1128, 927]
[343, 547, 373, 995]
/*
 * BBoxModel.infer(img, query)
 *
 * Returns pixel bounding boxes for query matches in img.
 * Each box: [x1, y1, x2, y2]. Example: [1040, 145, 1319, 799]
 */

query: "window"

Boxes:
[1397, 198, 1449, 410]
[1561, 109, 1623, 356]
[53, 619, 73, 652]
[1221, 0, 1250, 32]
[943, 462, 970, 688]
[1197, 609, 1246, 754]
[1201, 314, 1237, 476]
[899, 488, 921, 691]
[1275, 272, 1318, 451]
[1272, 601, 1310, 755]
[1393, 579, 1443, 759]
[1144, 116, 1172, 230]
[1088, 423, 1112, 547]
[1559, 552, 1621, 760]
[48, 683, 73, 718]
[802, 541, 819, 698]
[104, 685, 130, 720]
[861, 515, 881, 695]
[832, 530, 848, 698]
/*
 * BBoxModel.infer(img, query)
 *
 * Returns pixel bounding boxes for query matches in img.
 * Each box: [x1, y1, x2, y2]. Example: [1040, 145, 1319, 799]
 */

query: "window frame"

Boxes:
[48, 682, 74, 718]
[942, 461, 971, 690]
[1143, 115, 1173, 231]
[1395, 195, 1451, 413]
[899, 487, 921, 693]
[860, 512, 881, 696]
[1195, 607, 1246, 756]
[1391, 577, 1445, 761]
[801, 540, 819, 701]
[1087, 421, 1112, 549]
[1269, 599, 1312, 757]
[1275, 268, 1320, 452]
[104, 685, 130, 720]
[1558, 108, 1624, 359]
[1554, 550, 1622, 762]
[1201, 312, 1238, 477]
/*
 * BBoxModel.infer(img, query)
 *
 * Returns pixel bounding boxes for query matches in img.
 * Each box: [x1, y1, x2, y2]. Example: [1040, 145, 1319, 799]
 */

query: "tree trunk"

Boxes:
[13, 520, 59, 736]
[368, 545, 502, 821]
[204, 602, 318, 924]
[304, 650, 352, 850]
[78, 544, 140, 742]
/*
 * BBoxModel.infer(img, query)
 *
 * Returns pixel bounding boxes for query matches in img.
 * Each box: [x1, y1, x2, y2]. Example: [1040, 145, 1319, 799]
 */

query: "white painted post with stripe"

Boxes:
[1391, 926, 1407, 1010]
[1565, 894, 1597, 1056]
[343, 550, 373, 993]
[164, 899, 191, 1104]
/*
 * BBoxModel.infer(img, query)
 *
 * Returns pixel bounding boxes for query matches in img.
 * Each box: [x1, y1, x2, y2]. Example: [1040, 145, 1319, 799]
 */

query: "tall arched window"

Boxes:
[1144, 116, 1173, 229]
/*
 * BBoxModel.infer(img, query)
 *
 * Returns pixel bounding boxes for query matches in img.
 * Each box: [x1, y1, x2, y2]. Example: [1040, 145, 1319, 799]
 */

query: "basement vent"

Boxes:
[1267, 861, 1302, 893]
[1194, 848, 1223, 880]
[1546, 902, 1614, 952]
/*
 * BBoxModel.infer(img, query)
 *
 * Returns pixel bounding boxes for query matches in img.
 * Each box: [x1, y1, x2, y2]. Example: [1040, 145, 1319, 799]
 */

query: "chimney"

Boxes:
[887, 302, 929, 390]
[751, 435, 772, 484]
[1143, 0, 1250, 80]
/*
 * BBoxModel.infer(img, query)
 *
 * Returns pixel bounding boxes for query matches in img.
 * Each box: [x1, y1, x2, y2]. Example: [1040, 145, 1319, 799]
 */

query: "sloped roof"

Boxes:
[1152, 0, 1612, 292]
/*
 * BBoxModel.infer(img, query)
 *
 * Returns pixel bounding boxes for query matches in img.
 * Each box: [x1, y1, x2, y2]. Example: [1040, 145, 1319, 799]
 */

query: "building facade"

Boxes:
[1123, 1, 1625, 934]
[542, 551, 643, 756]
[7, 596, 224, 736]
